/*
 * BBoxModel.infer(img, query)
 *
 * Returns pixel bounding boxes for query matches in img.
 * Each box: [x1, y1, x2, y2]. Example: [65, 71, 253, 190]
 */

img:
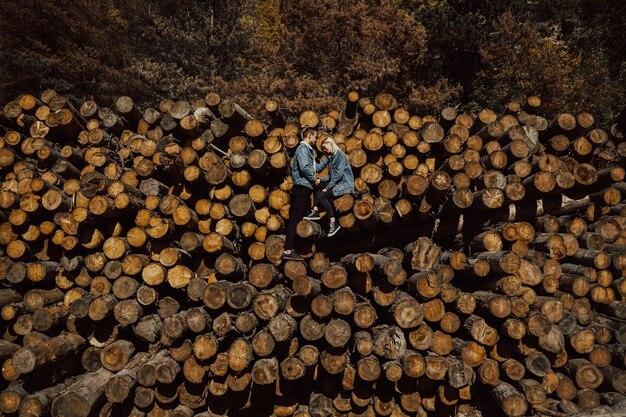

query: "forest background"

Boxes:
[1, 0, 624, 125]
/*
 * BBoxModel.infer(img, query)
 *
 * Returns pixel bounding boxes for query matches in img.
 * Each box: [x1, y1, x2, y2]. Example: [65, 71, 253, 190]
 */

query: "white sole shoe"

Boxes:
[327, 225, 341, 237]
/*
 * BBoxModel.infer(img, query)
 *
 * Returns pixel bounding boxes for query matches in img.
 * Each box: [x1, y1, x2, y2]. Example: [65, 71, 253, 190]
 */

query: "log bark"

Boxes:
[51, 367, 113, 417]
[12, 332, 86, 374]
[490, 382, 529, 417]
[105, 351, 151, 403]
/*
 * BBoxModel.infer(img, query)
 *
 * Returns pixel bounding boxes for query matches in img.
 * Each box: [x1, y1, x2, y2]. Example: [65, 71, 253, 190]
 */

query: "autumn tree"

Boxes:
[474, 11, 578, 115]
[0, 0, 139, 105]
[118, 0, 252, 102]
[0, 0, 252, 106]
[221, 0, 463, 116]
[551, 0, 625, 122]
[408, 0, 486, 102]
[474, 10, 618, 120]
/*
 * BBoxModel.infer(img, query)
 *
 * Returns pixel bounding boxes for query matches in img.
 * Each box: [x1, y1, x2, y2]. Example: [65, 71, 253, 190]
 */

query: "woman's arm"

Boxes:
[324, 153, 347, 191]
[316, 157, 329, 173]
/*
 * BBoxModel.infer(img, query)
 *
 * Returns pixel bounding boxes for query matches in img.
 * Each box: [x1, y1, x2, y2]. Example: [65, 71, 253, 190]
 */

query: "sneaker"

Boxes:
[327, 222, 341, 237]
[282, 251, 305, 261]
[303, 210, 321, 221]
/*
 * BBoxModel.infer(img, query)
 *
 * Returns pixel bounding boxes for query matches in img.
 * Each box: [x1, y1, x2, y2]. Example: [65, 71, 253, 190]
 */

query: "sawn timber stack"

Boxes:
[0, 90, 624, 417]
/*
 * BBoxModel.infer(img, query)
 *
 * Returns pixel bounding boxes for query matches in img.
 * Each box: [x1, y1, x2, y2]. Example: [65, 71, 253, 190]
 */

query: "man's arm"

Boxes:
[296, 146, 316, 182]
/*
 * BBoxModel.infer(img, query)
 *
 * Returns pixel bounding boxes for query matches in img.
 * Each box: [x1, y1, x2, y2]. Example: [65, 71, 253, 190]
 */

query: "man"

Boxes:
[282, 127, 318, 261]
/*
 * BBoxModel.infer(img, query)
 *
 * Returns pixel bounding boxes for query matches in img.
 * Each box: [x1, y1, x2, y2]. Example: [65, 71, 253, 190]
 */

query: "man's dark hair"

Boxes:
[302, 127, 316, 139]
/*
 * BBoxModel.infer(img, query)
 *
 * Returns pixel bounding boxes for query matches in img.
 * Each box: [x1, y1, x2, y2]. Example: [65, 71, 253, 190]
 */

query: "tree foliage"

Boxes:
[0, 0, 624, 123]
[475, 11, 577, 113]
[222, 0, 459, 117]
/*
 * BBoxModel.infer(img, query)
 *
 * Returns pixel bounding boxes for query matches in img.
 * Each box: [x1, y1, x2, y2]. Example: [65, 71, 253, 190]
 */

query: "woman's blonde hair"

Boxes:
[321, 136, 340, 153]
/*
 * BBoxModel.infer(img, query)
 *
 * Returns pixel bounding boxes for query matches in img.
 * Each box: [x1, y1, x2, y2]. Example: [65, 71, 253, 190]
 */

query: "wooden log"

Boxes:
[251, 358, 279, 385]
[601, 365, 626, 393]
[0, 289, 22, 308]
[32, 305, 69, 332]
[0, 340, 19, 361]
[191, 333, 218, 362]
[133, 314, 163, 343]
[51, 367, 113, 417]
[161, 310, 189, 344]
[517, 378, 547, 405]
[332, 287, 356, 316]
[299, 314, 325, 342]
[0, 385, 27, 414]
[447, 355, 476, 388]
[18, 377, 77, 417]
[253, 285, 290, 321]
[268, 313, 297, 342]
[226, 282, 257, 310]
[293, 275, 322, 297]
[105, 351, 151, 403]
[490, 382, 528, 417]
[321, 264, 348, 289]
[80, 346, 103, 372]
[464, 315, 499, 346]
[89, 294, 117, 321]
[390, 291, 423, 329]
[405, 237, 441, 271]
[132, 385, 154, 409]
[474, 291, 512, 319]
[564, 359, 604, 389]
[100, 339, 136, 372]
[324, 318, 351, 348]
[12, 332, 86, 374]
[476, 251, 521, 274]
[248, 263, 280, 289]
[372, 325, 406, 360]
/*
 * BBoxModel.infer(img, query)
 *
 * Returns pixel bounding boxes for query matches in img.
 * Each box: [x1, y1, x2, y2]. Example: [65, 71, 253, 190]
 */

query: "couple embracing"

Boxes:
[282, 128, 355, 261]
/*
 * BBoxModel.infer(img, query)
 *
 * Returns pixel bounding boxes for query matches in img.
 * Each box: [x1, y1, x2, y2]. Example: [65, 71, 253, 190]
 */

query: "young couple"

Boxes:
[282, 128, 355, 261]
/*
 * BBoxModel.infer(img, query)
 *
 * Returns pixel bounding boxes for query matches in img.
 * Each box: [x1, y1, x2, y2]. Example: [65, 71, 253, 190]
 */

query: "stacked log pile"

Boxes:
[0, 89, 624, 417]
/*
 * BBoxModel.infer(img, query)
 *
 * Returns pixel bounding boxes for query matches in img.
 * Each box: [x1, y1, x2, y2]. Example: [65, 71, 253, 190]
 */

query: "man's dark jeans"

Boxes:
[284, 185, 312, 250]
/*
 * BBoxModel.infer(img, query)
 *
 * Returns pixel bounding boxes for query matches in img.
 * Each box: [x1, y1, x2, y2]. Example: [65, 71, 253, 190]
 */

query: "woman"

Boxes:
[304, 137, 355, 237]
